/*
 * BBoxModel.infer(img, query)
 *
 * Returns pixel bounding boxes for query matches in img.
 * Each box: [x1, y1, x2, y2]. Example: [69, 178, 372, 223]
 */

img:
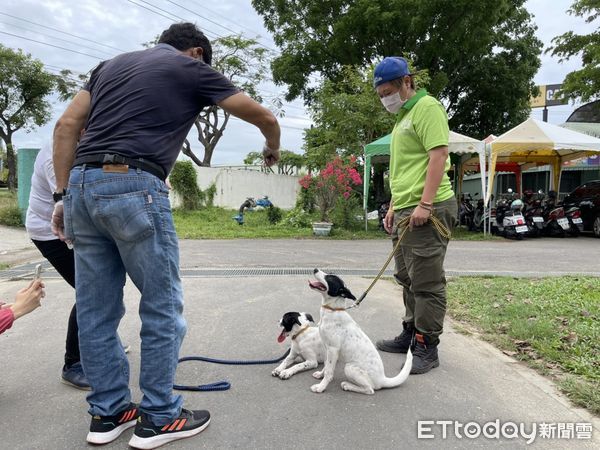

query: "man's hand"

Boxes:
[51, 200, 67, 241]
[263, 143, 280, 167]
[383, 208, 395, 234]
[409, 205, 431, 230]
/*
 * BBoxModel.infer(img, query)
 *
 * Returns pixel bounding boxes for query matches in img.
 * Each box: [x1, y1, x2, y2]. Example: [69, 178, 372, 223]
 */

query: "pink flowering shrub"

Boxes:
[299, 156, 362, 222]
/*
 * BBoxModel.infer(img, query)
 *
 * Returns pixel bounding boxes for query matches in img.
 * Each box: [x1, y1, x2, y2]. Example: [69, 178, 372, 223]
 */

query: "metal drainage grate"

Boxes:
[179, 268, 394, 277]
[0, 262, 393, 280]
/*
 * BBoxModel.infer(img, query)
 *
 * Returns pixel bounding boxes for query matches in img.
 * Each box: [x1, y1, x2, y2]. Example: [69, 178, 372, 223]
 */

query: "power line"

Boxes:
[0, 11, 128, 53]
[189, 0, 267, 37]
[166, 0, 240, 36]
[0, 31, 105, 60]
[125, 0, 221, 40]
[165, 0, 281, 55]
[0, 21, 116, 58]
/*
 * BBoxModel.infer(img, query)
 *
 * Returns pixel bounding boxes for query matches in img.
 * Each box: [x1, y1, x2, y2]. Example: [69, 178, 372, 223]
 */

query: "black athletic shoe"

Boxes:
[128, 409, 210, 449]
[86, 402, 139, 445]
[410, 333, 440, 374]
[61, 362, 91, 391]
[376, 321, 414, 353]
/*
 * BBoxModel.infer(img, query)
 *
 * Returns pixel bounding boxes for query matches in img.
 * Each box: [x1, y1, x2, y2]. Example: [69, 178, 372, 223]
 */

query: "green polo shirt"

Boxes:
[389, 89, 455, 210]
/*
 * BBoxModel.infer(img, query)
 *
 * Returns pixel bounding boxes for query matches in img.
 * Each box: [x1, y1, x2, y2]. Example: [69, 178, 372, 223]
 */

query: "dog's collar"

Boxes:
[321, 304, 346, 312]
[291, 325, 310, 340]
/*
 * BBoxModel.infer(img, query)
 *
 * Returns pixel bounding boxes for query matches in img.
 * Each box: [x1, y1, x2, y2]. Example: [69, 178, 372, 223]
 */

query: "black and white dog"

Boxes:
[272, 312, 326, 380]
[308, 269, 412, 395]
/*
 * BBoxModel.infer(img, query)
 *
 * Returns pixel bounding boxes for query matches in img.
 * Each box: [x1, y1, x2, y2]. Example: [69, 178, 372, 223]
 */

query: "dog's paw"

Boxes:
[279, 369, 293, 380]
[311, 383, 326, 393]
[341, 381, 351, 391]
[271, 369, 281, 377]
[312, 370, 324, 379]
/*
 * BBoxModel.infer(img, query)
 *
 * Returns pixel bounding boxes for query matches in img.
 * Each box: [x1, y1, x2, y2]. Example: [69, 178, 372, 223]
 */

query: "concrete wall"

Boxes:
[170, 165, 301, 210]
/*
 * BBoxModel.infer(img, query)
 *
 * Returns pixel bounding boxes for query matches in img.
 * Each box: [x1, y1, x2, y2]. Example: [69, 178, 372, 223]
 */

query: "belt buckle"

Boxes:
[102, 164, 129, 173]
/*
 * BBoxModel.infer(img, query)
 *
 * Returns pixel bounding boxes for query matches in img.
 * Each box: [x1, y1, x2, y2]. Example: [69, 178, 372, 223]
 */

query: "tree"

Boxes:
[145, 35, 276, 167]
[302, 65, 430, 169]
[244, 149, 305, 174]
[181, 35, 275, 167]
[252, 0, 542, 138]
[0, 45, 74, 190]
[548, 0, 600, 102]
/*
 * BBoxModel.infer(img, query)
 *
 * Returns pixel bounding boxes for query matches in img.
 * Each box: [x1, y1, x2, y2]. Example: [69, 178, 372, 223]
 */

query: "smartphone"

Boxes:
[34, 264, 42, 279]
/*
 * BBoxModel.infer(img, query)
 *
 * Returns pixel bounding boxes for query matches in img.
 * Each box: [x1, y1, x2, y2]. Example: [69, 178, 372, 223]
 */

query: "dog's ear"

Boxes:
[305, 313, 315, 323]
[339, 287, 356, 301]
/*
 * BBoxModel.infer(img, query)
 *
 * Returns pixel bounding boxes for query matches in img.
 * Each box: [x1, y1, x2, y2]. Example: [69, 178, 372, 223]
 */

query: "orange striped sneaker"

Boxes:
[86, 402, 139, 444]
[128, 409, 210, 449]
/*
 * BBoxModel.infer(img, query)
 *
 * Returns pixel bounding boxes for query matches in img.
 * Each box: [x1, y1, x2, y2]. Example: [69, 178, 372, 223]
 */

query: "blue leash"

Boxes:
[174, 349, 291, 392]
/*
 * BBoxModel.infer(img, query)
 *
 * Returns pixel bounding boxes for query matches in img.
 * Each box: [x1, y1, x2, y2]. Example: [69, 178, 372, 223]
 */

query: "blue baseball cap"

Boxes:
[373, 57, 411, 87]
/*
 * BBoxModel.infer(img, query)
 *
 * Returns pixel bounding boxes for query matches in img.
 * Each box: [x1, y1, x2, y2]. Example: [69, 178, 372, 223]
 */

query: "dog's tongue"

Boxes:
[277, 330, 286, 343]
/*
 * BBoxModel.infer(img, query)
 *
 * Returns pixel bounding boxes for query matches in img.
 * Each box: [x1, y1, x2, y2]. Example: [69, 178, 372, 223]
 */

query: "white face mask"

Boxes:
[380, 92, 406, 113]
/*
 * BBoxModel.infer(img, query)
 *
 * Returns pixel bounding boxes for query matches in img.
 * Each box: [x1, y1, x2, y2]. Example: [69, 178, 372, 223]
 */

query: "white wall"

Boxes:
[170, 166, 301, 209]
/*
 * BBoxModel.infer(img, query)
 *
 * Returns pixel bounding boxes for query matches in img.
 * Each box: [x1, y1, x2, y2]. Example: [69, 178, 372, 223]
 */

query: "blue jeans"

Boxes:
[63, 166, 186, 426]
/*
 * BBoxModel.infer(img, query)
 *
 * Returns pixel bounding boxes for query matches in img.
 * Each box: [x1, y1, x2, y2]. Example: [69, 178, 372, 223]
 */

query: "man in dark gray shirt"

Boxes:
[51, 23, 280, 449]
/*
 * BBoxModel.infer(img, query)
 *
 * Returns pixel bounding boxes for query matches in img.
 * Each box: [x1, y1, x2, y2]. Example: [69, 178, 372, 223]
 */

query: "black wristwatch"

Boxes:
[53, 189, 66, 203]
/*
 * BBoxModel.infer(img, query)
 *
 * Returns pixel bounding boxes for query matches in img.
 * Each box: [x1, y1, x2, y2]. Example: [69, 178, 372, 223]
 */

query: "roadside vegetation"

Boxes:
[448, 276, 600, 415]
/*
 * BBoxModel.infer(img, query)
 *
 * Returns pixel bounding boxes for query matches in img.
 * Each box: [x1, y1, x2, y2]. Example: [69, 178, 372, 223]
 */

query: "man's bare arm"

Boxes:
[53, 90, 91, 191]
[217, 92, 281, 165]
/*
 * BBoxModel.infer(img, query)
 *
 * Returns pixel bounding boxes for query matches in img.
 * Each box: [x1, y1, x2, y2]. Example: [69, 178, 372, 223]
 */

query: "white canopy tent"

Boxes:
[362, 130, 487, 230]
[485, 118, 600, 206]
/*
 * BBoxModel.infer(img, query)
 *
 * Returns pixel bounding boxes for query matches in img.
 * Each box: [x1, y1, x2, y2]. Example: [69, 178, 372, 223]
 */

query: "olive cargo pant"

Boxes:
[392, 197, 458, 340]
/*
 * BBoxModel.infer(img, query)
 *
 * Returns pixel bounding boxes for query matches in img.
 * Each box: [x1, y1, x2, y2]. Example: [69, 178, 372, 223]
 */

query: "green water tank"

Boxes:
[17, 147, 41, 222]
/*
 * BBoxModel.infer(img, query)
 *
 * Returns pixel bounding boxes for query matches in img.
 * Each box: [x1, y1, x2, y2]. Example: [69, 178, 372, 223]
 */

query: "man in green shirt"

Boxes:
[373, 57, 457, 374]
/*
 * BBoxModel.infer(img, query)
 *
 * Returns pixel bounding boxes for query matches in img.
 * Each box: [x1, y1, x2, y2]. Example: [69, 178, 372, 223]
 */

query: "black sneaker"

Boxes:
[61, 362, 91, 391]
[87, 402, 139, 444]
[410, 333, 440, 374]
[376, 322, 414, 353]
[128, 409, 210, 449]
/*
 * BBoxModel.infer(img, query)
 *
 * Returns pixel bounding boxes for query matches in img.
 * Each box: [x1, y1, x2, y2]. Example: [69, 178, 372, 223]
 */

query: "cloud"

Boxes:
[2, 0, 594, 159]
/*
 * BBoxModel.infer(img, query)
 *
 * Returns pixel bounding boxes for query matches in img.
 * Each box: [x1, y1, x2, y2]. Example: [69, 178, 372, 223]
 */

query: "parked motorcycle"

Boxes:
[459, 193, 475, 230]
[563, 204, 584, 237]
[492, 189, 528, 239]
[471, 195, 491, 232]
[522, 190, 544, 237]
[378, 201, 390, 232]
[542, 191, 570, 237]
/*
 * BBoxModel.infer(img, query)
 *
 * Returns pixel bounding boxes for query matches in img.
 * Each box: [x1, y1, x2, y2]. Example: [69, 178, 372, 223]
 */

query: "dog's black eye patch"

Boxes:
[324, 274, 345, 297]
[324, 274, 356, 300]
[281, 312, 301, 332]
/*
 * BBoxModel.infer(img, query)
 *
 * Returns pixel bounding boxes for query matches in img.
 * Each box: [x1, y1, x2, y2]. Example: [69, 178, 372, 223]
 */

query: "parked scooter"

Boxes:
[471, 194, 491, 232]
[492, 189, 528, 239]
[562, 204, 584, 237]
[542, 191, 570, 237]
[522, 190, 544, 237]
[378, 201, 390, 232]
[459, 193, 475, 230]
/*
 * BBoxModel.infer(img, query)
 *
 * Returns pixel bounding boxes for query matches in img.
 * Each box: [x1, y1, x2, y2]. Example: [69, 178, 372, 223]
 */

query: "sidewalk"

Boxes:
[0, 271, 598, 449]
[0, 225, 38, 267]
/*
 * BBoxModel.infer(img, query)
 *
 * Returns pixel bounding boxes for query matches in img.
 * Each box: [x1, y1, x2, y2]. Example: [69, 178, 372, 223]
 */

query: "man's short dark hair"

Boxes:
[158, 22, 212, 65]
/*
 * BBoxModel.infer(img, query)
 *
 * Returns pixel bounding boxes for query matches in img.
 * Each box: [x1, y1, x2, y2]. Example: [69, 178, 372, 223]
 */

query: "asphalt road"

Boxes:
[1, 228, 599, 449]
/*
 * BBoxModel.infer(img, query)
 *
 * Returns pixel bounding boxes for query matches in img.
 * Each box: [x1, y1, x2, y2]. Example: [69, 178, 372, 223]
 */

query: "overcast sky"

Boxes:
[1, 0, 596, 164]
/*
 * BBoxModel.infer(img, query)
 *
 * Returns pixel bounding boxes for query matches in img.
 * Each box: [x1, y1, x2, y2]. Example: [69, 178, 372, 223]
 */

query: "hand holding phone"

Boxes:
[34, 264, 42, 279]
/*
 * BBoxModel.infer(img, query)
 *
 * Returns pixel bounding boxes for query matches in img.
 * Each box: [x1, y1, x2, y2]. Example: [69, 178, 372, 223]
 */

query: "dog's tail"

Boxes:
[381, 348, 412, 388]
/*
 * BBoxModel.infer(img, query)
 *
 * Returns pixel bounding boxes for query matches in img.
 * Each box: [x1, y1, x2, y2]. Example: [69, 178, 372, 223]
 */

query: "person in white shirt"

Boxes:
[26, 142, 89, 389]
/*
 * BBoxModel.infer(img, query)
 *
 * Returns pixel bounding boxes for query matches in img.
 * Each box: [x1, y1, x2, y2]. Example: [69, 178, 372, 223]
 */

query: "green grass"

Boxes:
[0, 188, 502, 241]
[447, 276, 600, 415]
[0, 189, 23, 227]
[173, 207, 386, 239]
[451, 226, 502, 241]
[173, 207, 502, 240]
